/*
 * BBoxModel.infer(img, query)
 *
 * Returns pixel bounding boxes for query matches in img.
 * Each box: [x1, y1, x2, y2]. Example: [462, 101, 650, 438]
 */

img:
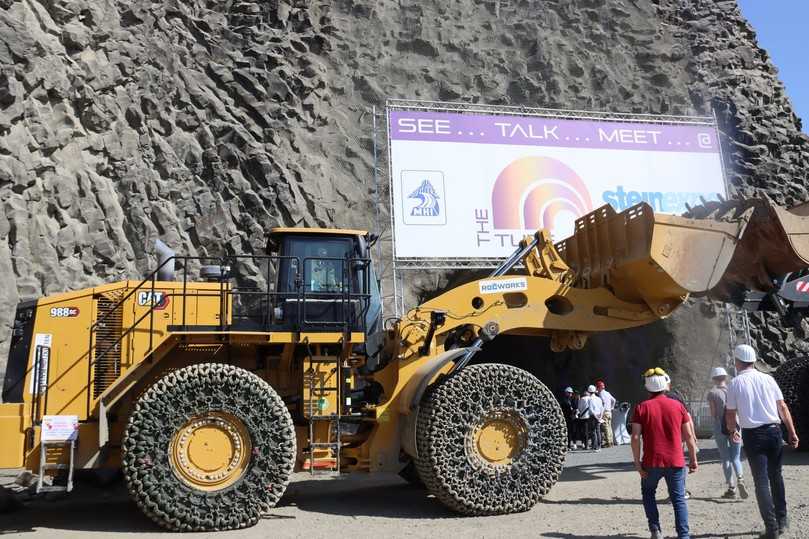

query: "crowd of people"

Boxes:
[559, 380, 629, 451]
[557, 344, 799, 539]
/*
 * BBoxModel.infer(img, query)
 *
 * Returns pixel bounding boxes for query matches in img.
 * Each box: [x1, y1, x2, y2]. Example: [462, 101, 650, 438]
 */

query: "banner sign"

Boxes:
[388, 109, 726, 259]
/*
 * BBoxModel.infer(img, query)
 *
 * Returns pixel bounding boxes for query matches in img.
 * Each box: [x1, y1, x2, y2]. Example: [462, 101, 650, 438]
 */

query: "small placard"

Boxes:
[41, 415, 79, 441]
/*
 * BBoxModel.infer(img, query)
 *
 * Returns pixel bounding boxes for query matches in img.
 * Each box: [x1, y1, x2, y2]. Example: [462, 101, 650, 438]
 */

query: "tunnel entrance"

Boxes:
[471, 320, 677, 406]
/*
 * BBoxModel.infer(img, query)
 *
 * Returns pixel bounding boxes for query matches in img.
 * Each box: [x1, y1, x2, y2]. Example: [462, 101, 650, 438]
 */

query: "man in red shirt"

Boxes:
[632, 367, 699, 539]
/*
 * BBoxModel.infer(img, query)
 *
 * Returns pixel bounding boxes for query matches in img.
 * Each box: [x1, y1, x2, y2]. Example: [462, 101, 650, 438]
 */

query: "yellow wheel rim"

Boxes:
[468, 410, 527, 467]
[169, 411, 252, 491]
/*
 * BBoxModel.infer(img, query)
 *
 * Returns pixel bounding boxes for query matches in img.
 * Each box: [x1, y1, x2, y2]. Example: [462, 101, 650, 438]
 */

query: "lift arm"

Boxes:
[394, 198, 809, 360]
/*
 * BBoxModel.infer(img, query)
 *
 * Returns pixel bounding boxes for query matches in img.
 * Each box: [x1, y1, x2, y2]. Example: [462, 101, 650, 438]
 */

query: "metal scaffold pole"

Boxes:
[725, 303, 752, 375]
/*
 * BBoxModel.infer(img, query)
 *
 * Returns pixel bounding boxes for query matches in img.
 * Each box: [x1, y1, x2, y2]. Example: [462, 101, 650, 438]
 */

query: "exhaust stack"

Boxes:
[155, 239, 175, 281]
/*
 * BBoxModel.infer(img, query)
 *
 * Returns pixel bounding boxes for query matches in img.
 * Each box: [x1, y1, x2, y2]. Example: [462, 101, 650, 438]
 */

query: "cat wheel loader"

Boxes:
[2, 197, 809, 531]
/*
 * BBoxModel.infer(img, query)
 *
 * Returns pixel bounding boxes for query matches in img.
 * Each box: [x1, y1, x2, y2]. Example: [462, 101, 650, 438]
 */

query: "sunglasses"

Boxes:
[643, 367, 668, 378]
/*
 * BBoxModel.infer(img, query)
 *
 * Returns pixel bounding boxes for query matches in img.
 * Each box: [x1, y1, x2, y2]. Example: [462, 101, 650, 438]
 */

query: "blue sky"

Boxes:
[737, 0, 808, 131]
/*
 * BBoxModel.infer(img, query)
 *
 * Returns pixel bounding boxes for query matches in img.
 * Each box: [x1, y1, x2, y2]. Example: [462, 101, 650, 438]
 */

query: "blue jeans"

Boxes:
[713, 424, 743, 486]
[641, 467, 690, 539]
[742, 424, 786, 534]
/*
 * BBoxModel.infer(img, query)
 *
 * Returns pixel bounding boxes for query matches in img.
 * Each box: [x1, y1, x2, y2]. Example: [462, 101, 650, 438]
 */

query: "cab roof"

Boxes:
[268, 227, 368, 237]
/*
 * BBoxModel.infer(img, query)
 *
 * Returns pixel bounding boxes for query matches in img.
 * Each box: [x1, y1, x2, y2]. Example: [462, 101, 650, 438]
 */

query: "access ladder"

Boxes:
[304, 356, 343, 475]
[36, 439, 75, 493]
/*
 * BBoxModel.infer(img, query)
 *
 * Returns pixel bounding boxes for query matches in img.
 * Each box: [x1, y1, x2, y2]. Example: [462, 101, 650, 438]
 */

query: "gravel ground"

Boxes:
[1, 440, 807, 538]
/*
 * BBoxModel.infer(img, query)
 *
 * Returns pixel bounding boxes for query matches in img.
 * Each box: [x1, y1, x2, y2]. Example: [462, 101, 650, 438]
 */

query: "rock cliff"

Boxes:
[1, 0, 808, 399]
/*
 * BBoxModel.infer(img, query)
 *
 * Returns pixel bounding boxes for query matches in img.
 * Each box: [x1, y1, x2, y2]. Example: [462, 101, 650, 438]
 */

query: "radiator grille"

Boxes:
[93, 295, 123, 398]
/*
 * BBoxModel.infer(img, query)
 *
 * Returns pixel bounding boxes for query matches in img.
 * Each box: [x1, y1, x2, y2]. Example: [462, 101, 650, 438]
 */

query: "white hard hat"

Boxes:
[734, 344, 757, 363]
[564, 387, 573, 393]
[710, 367, 728, 379]
[587, 384, 596, 393]
[643, 369, 671, 393]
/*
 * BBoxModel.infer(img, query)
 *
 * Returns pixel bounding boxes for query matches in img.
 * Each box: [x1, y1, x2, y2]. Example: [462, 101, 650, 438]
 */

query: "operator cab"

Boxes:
[266, 228, 381, 334]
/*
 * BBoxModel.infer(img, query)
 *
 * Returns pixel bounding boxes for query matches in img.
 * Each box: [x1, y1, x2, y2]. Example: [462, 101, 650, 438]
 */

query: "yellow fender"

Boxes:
[398, 346, 476, 458]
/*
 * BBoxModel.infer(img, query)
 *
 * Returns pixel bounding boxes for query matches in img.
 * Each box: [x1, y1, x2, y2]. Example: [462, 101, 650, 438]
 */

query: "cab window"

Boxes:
[279, 237, 353, 294]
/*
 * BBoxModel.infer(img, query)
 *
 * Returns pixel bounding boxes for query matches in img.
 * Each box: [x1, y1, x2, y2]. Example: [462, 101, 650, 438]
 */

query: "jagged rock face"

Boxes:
[1, 0, 808, 397]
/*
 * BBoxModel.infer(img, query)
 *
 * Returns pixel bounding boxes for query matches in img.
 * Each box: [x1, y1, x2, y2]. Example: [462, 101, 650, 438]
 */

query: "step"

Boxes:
[302, 458, 338, 472]
[37, 486, 69, 493]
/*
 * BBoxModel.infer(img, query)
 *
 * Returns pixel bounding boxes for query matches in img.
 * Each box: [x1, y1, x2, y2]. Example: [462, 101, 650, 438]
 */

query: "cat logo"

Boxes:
[137, 291, 170, 310]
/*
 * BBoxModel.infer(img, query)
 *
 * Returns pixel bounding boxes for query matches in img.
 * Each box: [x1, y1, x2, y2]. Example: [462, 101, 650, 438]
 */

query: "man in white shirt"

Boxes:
[725, 344, 799, 539]
[596, 380, 616, 447]
[579, 385, 604, 452]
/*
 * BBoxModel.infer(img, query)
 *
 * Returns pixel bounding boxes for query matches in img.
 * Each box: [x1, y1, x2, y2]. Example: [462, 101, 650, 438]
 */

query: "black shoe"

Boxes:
[778, 516, 789, 534]
[757, 531, 778, 539]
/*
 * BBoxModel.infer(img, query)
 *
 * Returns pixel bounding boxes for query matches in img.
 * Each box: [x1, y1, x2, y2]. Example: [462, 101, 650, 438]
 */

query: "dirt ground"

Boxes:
[1, 440, 807, 538]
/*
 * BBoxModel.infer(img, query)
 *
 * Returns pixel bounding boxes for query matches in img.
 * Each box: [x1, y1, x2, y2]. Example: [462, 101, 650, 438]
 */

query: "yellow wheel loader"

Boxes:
[1, 197, 808, 530]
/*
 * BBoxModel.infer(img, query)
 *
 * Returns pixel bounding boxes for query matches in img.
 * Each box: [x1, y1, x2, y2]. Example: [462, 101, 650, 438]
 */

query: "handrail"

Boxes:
[86, 253, 374, 417]
[92, 256, 178, 330]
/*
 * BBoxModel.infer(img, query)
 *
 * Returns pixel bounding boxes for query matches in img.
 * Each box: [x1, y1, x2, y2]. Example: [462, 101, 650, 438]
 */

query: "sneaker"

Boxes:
[684, 490, 691, 500]
[650, 530, 663, 539]
[778, 516, 790, 534]
[594, 448, 601, 453]
[722, 487, 737, 499]
[738, 480, 749, 500]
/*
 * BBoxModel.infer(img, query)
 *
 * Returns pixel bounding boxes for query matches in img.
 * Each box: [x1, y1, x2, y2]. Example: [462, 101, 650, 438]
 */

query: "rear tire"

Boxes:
[773, 356, 809, 451]
[415, 363, 566, 515]
[122, 363, 296, 531]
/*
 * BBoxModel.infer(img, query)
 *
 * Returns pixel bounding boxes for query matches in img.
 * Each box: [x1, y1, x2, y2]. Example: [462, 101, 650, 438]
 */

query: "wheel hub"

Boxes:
[169, 411, 251, 491]
[468, 410, 527, 468]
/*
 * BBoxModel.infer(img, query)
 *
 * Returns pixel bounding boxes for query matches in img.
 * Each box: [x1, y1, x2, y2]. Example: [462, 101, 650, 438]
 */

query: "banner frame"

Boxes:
[384, 99, 727, 315]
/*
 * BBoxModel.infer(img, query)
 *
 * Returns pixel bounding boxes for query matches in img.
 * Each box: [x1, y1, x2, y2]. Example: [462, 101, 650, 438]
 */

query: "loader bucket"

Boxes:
[683, 197, 809, 301]
[555, 198, 809, 313]
[556, 203, 744, 315]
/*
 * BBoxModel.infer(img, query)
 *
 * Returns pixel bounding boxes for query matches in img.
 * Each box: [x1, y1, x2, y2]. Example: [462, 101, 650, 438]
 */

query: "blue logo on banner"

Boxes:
[408, 180, 441, 217]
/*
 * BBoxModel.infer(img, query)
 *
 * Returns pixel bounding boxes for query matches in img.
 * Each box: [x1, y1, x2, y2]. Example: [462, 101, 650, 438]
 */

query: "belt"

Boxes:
[742, 423, 780, 431]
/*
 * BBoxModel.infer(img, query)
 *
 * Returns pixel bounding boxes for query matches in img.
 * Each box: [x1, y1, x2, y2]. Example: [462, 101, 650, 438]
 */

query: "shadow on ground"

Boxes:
[278, 475, 455, 519]
[0, 484, 158, 535]
[558, 461, 635, 482]
[0, 474, 452, 534]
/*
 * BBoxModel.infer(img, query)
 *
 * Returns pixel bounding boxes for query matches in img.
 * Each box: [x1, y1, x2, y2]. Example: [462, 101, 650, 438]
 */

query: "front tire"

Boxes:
[415, 363, 567, 515]
[774, 356, 809, 451]
[122, 363, 296, 531]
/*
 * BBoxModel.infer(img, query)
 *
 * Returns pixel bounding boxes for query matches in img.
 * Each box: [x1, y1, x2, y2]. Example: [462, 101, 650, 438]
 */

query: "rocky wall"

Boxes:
[1, 0, 808, 400]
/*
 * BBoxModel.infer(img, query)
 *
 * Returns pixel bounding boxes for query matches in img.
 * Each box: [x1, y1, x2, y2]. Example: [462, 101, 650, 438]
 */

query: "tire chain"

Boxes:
[415, 363, 567, 515]
[773, 356, 809, 451]
[122, 363, 296, 531]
